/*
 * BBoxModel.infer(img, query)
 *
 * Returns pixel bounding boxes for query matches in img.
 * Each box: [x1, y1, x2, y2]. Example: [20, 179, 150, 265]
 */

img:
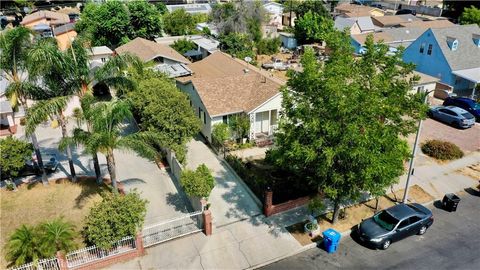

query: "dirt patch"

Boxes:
[457, 163, 480, 181]
[0, 177, 109, 268]
[287, 185, 434, 245]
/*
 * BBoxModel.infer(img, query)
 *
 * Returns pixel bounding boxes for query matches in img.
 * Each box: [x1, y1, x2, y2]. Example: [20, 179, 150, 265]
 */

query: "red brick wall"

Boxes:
[263, 190, 310, 217]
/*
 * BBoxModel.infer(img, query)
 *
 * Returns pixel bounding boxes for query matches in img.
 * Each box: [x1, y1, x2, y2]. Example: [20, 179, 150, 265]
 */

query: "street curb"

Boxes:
[248, 228, 353, 270]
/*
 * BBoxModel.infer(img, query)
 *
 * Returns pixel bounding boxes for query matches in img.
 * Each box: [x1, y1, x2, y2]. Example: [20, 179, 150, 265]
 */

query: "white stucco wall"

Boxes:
[248, 93, 282, 139]
[411, 82, 437, 96]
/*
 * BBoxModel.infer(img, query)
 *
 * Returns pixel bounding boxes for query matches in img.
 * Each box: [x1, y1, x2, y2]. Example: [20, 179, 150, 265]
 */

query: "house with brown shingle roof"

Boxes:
[176, 52, 285, 142]
[334, 3, 385, 18]
[115, 37, 192, 78]
[21, 10, 69, 28]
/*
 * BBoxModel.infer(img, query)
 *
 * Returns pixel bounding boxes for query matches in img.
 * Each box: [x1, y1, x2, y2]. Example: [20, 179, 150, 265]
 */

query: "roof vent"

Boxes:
[446, 36, 458, 51]
[473, 33, 480, 48]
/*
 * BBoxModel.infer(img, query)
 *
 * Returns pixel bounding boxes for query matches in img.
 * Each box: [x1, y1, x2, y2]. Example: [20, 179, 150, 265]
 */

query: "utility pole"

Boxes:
[402, 90, 432, 203]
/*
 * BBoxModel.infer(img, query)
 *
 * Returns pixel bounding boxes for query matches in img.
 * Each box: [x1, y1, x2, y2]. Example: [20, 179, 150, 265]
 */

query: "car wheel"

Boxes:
[381, 240, 391, 250]
[418, 225, 428, 235]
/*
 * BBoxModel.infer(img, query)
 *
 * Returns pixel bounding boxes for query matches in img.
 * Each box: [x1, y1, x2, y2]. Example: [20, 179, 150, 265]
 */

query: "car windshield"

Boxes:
[461, 113, 473, 119]
[373, 211, 399, 231]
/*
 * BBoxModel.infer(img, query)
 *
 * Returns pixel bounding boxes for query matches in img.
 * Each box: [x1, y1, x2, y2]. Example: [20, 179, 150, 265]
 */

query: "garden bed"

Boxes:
[0, 177, 109, 268]
[225, 155, 314, 204]
[286, 185, 434, 246]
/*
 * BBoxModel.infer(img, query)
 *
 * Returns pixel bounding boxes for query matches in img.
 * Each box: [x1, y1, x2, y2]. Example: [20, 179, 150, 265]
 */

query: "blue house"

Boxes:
[403, 24, 480, 97]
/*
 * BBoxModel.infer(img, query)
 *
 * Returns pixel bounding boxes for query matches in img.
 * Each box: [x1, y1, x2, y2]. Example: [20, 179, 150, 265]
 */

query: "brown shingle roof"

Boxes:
[178, 52, 285, 116]
[399, 19, 455, 29]
[372, 15, 419, 27]
[21, 10, 69, 26]
[115, 37, 190, 64]
[335, 3, 384, 17]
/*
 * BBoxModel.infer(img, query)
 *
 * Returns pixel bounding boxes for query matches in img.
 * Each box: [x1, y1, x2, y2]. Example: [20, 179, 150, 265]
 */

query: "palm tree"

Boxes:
[61, 100, 168, 193]
[38, 218, 77, 257]
[5, 225, 41, 267]
[0, 27, 49, 185]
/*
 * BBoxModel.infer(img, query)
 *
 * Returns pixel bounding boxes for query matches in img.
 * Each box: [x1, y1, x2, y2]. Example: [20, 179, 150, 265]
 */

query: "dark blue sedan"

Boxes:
[443, 97, 480, 121]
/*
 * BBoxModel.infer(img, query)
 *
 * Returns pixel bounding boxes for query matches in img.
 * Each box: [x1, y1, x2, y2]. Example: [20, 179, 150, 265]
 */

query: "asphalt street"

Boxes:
[261, 191, 480, 270]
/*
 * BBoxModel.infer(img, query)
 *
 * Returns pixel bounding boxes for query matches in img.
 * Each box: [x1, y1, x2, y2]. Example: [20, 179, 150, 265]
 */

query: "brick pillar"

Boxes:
[56, 251, 68, 270]
[203, 210, 212, 236]
[264, 187, 273, 217]
[135, 233, 145, 256]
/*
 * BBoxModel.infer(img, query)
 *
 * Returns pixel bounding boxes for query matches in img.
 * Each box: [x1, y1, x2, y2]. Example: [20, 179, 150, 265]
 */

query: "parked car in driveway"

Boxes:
[443, 97, 480, 121]
[428, 106, 476, 129]
[357, 203, 434, 250]
[1, 153, 59, 180]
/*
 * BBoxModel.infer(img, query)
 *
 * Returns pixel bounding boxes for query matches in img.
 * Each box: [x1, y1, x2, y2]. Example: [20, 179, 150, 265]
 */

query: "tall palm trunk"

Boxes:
[81, 83, 102, 184]
[106, 149, 118, 194]
[59, 113, 77, 182]
[22, 99, 48, 186]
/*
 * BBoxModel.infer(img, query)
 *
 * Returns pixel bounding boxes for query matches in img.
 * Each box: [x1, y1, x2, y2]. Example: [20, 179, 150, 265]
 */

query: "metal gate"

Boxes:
[142, 211, 204, 247]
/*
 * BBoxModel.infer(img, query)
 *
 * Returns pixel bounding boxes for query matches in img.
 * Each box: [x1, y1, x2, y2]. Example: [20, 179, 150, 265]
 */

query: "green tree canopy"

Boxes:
[126, 0, 163, 40]
[0, 136, 33, 179]
[294, 10, 334, 44]
[294, 0, 329, 18]
[268, 30, 427, 223]
[180, 164, 215, 199]
[256, 37, 281, 55]
[218, 33, 255, 60]
[460, 5, 480, 26]
[171, 38, 197, 54]
[127, 73, 201, 162]
[212, 123, 230, 144]
[163, 9, 196, 36]
[83, 192, 147, 249]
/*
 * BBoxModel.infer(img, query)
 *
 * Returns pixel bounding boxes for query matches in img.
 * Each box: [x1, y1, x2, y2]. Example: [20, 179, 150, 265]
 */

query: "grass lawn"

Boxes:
[0, 178, 109, 268]
[286, 185, 434, 246]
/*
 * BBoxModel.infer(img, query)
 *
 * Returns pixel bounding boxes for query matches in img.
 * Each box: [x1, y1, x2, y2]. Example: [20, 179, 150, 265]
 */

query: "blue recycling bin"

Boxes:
[323, 228, 341, 253]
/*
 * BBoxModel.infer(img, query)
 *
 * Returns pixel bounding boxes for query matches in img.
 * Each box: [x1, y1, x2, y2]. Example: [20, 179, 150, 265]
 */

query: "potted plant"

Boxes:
[304, 215, 319, 237]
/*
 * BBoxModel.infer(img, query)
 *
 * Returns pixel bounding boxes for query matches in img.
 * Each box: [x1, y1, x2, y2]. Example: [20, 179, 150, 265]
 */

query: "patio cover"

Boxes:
[452, 68, 480, 83]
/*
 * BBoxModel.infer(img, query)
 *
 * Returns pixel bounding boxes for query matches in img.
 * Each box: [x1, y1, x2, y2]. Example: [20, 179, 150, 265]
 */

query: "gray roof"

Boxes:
[431, 24, 480, 71]
[89, 46, 113, 56]
[153, 63, 192, 78]
[0, 100, 13, 114]
[53, 22, 75, 35]
[166, 4, 212, 14]
[334, 16, 374, 32]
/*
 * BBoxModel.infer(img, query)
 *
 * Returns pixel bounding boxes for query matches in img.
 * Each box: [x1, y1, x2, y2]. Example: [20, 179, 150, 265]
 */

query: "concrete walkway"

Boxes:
[186, 137, 262, 227]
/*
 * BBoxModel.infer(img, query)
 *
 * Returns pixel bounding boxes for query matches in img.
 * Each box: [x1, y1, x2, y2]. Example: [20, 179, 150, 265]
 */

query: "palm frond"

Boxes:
[25, 96, 70, 135]
[118, 131, 171, 160]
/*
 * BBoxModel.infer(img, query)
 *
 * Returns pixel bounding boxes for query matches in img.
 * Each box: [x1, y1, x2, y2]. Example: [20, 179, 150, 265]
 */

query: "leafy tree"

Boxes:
[256, 38, 281, 55]
[268, 31, 426, 224]
[218, 33, 255, 60]
[127, 75, 201, 163]
[126, 0, 163, 40]
[154, 2, 168, 15]
[38, 218, 77, 257]
[228, 114, 250, 141]
[443, 1, 480, 20]
[294, 10, 334, 44]
[5, 225, 41, 266]
[212, 123, 230, 144]
[180, 164, 215, 199]
[0, 26, 48, 184]
[295, 0, 329, 18]
[171, 38, 197, 54]
[163, 9, 196, 36]
[75, 1, 132, 48]
[83, 192, 147, 249]
[0, 136, 32, 179]
[460, 5, 480, 26]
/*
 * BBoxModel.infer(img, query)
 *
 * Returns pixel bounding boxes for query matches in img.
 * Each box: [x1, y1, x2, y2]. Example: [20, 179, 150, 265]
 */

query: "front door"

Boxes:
[255, 111, 269, 134]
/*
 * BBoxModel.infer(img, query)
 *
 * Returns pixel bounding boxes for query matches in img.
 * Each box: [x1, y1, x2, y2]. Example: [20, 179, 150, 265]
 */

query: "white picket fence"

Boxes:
[9, 257, 59, 270]
[142, 211, 204, 247]
[65, 236, 136, 268]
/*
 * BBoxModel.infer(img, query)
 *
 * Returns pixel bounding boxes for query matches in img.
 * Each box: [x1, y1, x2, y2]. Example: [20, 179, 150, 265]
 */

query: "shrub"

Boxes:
[5, 225, 41, 266]
[421, 140, 464, 160]
[256, 38, 281, 55]
[0, 136, 33, 179]
[171, 38, 197, 54]
[212, 123, 230, 145]
[180, 164, 215, 198]
[83, 192, 147, 249]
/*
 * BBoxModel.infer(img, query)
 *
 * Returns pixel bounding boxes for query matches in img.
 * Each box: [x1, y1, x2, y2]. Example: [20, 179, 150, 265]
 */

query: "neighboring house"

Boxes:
[155, 35, 220, 59]
[196, 22, 219, 37]
[166, 3, 212, 14]
[279, 32, 297, 49]
[53, 23, 77, 50]
[176, 52, 285, 143]
[371, 14, 420, 28]
[0, 100, 16, 136]
[88, 46, 113, 69]
[351, 27, 426, 54]
[410, 70, 440, 95]
[263, 2, 284, 29]
[116, 37, 192, 78]
[335, 3, 385, 17]
[398, 19, 455, 29]
[20, 10, 69, 28]
[403, 24, 480, 96]
[335, 16, 375, 34]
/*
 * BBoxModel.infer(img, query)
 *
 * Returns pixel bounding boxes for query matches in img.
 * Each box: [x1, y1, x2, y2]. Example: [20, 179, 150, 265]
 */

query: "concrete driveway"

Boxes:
[186, 137, 262, 227]
[14, 122, 192, 225]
